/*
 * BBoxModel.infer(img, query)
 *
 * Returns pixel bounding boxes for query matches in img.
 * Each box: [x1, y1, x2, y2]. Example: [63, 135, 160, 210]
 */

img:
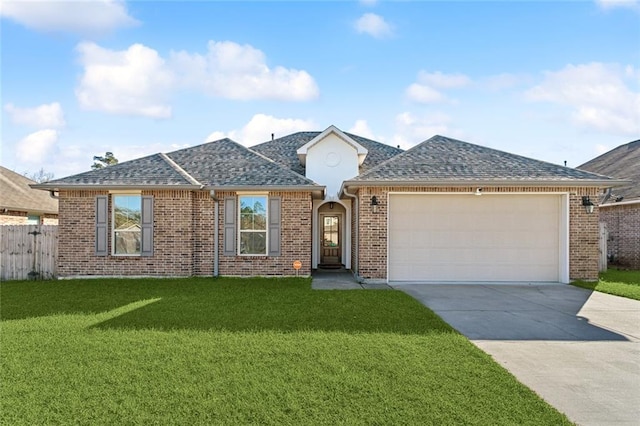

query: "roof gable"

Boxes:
[296, 125, 368, 166]
[349, 135, 622, 186]
[251, 130, 403, 175]
[578, 139, 640, 202]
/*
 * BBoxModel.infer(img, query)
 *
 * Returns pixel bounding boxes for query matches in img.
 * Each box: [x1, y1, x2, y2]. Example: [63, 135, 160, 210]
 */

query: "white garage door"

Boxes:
[388, 194, 562, 282]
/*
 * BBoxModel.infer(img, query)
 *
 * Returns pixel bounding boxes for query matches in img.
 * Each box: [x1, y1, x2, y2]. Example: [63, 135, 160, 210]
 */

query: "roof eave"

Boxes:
[207, 184, 326, 199]
[31, 183, 204, 191]
[341, 178, 631, 191]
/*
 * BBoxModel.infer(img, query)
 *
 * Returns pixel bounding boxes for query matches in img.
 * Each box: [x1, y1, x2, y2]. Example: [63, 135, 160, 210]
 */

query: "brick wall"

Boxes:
[0, 211, 58, 225]
[58, 189, 194, 277]
[217, 191, 313, 276]
[600, 203, 640, 269]
[354, 186, 602, 282]
[57, 189, 312, 278]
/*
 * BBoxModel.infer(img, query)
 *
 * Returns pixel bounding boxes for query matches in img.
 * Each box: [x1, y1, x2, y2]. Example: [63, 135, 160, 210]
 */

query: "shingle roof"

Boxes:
[578, 139, 640, 203]
[0, 166, 58, 214]
[348, 135, 622, 185]
[251, 131, 403, 175]
[35, 138, 321, 190]
[166, 138, 319, 187]
[37, 153, 194, 188]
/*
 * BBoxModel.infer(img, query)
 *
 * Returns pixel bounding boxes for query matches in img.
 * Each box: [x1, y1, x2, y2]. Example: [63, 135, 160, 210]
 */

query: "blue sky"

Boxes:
[1, 0, 639, 179]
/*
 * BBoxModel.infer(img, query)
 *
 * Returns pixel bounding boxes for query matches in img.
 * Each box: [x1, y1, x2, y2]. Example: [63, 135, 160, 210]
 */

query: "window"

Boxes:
[239, 195, 267, 255]
[113, 195, 142, 255]
[27, 215, 40, 225]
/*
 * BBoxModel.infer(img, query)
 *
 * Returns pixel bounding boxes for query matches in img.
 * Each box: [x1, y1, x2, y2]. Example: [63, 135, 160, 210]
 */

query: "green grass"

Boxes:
[572, 269, 640, 300]
[1, 278, 571, 425]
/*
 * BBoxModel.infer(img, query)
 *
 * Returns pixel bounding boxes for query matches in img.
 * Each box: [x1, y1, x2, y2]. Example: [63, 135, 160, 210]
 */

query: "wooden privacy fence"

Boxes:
[0, 225, 58, 280]
[599, 222, 608, 272]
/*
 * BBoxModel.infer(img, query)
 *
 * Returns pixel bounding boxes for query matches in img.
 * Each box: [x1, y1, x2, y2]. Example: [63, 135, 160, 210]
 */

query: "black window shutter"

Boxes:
[95, 196, 108, 256]
[141, 196, 154, 256]
[223, 197, 236, 256]
[268, 197, 281, 257]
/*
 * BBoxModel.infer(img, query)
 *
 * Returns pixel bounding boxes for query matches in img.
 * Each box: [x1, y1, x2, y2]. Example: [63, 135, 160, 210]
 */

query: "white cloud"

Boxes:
[405, 71, 471, 104]
[171, 41, 318, 101]
[4, 102, 65, 128]
[74, 41, 319, 118]
[0, 0, 139, 35]
[75, 42, 174, 118]
[205, 114, 316, 146]
[348, 120, 376, 139]
[596, 0, 640, 11]
[354, 13, 393, 39]
[391, 112, 464, 149]
[525, 62, 640, 135]
[15, 129, 59, 163]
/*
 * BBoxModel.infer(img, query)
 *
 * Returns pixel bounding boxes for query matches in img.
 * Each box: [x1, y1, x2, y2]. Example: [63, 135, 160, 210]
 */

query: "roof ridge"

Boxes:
[159, 152, 203, 187]
[245, 145, 321, 186]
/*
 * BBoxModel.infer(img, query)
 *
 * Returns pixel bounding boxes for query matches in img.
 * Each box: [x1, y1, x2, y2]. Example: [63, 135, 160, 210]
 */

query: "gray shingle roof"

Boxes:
[251, 131, 403, 175]
[166, 138, 318, 187]
[36, 138, 321, 190]
[348, 135, 621, 185]
[37, 153, 194, 187]
[578, 139, 640, 202]
[0, 166, 58, 214]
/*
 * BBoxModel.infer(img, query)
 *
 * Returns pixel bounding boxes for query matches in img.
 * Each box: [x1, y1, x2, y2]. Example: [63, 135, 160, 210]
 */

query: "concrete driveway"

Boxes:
[396, 284, 640, 426]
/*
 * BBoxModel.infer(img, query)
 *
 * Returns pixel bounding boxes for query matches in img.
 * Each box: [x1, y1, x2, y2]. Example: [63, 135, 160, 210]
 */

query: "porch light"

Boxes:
[582, 196, 595, 214]
[370, 196, 379, 213]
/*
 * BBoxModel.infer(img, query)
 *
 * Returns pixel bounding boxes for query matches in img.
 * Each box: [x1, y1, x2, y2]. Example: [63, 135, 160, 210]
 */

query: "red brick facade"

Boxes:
[353, 186, 601, 282]
[57, 186, 603, 281]
[0, 210, 58, 225]
[57, 189, 312, 278]
[600, 203, 640, 269]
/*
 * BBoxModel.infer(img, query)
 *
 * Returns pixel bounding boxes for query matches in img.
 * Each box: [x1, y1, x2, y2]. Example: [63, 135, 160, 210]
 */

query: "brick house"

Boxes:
[33, 125, 624, 282]
[1, 166, 58, 225]
[579, 140, 639, 269]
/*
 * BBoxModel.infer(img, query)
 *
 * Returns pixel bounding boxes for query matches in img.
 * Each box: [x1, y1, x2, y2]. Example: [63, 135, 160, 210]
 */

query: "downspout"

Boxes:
[49, 190, 59, 199]
[342, 186, 358, 280]
[210, 190, 219, 277]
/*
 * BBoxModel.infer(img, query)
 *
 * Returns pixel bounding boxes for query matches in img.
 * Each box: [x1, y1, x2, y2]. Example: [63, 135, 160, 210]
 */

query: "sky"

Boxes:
[1, 0, 639, 180]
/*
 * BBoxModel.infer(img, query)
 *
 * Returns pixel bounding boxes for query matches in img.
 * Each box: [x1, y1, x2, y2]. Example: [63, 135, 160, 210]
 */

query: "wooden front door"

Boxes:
[321, 214, 341, 265]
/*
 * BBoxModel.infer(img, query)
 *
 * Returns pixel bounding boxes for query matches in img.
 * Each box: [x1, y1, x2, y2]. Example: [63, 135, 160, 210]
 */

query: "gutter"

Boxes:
[342, 186, 359, 280]
[342, 179, 631, 188]
[210, 190, 220, 277]
[600, 198, 640, 208]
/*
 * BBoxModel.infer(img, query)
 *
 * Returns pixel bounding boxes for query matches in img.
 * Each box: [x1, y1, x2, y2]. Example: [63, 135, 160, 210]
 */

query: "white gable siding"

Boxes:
[305, 133, 359, 198]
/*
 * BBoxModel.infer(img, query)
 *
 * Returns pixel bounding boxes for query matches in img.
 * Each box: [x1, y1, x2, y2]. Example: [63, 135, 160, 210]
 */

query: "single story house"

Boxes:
[579, 140, 640, 269]
[1, 165, 58, 225]
[33, 125, 625, 282]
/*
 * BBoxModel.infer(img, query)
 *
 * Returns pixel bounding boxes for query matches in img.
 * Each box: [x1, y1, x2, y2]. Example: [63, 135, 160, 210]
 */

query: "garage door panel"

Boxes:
[389, 194, 561, 282]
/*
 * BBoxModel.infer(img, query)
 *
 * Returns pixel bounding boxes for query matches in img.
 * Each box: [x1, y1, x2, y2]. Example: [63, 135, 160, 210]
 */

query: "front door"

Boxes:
[321, 214, 341, 265]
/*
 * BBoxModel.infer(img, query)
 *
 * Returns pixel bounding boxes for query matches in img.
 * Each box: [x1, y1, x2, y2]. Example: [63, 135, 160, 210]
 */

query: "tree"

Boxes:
[25, 168, 54, 183]
[92, 152, 118, 169]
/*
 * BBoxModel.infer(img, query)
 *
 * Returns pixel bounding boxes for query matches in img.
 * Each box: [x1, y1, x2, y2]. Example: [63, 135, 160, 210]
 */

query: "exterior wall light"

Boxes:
[370, 196, 379, 213]
[582, 196, 595, 214]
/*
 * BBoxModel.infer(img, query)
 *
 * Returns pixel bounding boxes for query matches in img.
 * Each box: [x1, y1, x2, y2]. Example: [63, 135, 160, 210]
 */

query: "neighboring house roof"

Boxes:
[0, 166, 58, 215]
[578, 139, 640, 204]
[33, 138, 324, 196]
[251, 131, 403, 175]
[344, 135, 625, 187]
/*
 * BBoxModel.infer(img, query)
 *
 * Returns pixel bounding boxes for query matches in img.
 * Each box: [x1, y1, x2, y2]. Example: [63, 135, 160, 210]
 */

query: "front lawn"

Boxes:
[1, 278, 570, 425]
[572, 269, 640, 300]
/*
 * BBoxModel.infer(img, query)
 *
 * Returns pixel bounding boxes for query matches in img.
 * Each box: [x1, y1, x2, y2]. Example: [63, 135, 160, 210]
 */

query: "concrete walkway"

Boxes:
[396, 283, 640, 426]
[311, 269, 392, 290]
